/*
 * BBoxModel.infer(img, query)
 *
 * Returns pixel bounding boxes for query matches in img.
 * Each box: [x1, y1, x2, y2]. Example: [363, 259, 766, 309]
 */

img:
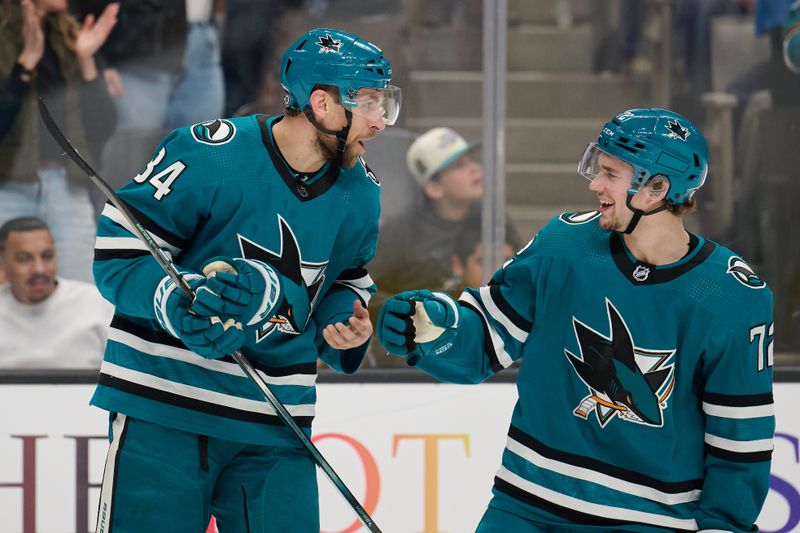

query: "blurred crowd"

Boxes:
[1, 0, 799, 370]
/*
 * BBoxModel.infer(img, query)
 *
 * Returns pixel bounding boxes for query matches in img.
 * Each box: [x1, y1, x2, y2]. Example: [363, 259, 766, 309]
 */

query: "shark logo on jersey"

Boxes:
[191, 119, 236, 145]
[727, 256, 766, 289]
[565, 298, 676, 428]
[238, 216, 327, 342]
[559, 210, 601, 225]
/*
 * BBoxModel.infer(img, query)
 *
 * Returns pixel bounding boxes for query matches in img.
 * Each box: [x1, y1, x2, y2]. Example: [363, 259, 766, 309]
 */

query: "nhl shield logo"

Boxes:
[191, 119, 236, 146]
[632, 264, 650, 282]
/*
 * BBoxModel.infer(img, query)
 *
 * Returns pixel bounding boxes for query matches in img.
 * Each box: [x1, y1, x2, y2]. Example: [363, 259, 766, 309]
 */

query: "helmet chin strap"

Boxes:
[302, 106, 353, 169]
[621, 193, 668, 234]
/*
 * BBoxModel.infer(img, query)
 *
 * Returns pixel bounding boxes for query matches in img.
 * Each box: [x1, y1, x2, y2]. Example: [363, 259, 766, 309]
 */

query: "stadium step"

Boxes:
[404, 117, 600, 164]
[408, 24, 593, 72]
[406, 71, 650, 119]
[508, 0, 592, 26]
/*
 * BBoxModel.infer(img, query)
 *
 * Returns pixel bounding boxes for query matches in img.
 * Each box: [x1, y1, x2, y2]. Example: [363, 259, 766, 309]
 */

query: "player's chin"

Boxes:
[598, 215, 618, 232]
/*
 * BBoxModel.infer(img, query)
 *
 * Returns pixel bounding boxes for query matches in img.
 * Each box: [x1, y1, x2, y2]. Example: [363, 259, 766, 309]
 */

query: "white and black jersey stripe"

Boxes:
[506, 426, 703, 504]
[702, 391, 774, 462]
[457, 292, 514, 372]
[333, 267, 374, 305]
[494, 467, 698, 532]
[95, 202, 186, 261]
[495, 425, 702, 530]
[108, 316, 317, 387]
[481, 282, 532, 343]
[98, 364, 316, 428]
[102, 316, 318, 427]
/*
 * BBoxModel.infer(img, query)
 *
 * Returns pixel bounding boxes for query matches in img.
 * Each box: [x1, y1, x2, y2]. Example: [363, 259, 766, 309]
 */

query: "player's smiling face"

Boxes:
[587, 151, 635, 231]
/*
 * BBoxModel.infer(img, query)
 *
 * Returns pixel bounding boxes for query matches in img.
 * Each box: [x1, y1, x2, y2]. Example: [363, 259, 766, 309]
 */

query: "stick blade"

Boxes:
[37, 97, 98, 177]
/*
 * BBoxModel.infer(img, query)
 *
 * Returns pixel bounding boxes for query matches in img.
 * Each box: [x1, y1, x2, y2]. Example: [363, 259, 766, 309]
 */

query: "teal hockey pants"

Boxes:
[476, 505, 549, 532]
[94, 414, 319, 532]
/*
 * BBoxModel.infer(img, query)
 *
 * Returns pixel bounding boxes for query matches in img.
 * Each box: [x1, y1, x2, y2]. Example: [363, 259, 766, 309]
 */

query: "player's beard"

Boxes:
[599, 207, 627, 232]
[315, 130, 360, 168]
[599, 216, 621, 232]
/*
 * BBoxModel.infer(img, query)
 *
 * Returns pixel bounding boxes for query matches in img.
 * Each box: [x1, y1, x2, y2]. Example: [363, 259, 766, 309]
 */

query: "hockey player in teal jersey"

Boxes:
[90, 28, 401, 532]
[378, 108, 774, 532]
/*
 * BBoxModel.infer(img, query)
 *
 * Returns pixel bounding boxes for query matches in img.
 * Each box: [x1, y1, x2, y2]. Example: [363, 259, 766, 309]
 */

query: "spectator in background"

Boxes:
[0, 217, 113, 368]
[220, 0, 293, 116]
[443, 217, 516, 296]
[88, 0, 223, 131]
[591, 0, 649, 76]
[367, 127, 519, 367]
[675, 0, 756, 102]
[372, 127, 519, 296]
[726, 0, 800, 107]
[0, 0, 118, 283]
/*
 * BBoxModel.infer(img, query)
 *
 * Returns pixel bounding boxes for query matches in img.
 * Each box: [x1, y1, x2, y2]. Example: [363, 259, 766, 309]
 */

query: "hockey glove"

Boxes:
[377, 290, 459, 363]
[195, 257, 282, 327]
[154, 273, 246, 359]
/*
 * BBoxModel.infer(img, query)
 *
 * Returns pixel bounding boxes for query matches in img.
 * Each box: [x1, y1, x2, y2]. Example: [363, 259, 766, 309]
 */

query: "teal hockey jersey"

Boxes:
[413, 211, 774, 532]
[91, 115, 379, 446]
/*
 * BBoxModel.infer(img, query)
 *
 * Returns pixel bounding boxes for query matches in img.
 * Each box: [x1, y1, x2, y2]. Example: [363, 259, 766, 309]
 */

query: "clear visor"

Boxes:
[346, 85, 402, 126]
[577, 142, 604, 181]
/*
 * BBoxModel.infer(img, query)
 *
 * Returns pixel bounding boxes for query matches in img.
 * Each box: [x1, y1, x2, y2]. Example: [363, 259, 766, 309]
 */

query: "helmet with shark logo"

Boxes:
[578, 108, 709, 206]
[280, 28, 401, 126]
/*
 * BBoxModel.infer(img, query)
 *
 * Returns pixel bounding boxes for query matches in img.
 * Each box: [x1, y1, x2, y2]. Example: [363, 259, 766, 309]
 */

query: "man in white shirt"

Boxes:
[0, 217, 113, 368]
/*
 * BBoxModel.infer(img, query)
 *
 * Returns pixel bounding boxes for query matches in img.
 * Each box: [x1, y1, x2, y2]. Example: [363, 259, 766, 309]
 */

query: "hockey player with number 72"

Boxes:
[89, 28, 401, 532]
[378, 109, 775, 533]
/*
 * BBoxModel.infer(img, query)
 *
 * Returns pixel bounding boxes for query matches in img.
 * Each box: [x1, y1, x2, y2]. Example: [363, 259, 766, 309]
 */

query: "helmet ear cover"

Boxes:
[647, 176, 669, 196]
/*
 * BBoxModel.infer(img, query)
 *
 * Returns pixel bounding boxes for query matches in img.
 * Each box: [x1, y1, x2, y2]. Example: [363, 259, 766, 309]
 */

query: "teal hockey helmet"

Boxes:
[280, 28, 401, 125]
[578, 108, 709, 205]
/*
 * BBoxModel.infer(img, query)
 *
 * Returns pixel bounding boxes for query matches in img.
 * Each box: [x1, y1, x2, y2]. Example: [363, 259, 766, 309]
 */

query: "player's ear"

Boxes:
[309, 88, 331, 117]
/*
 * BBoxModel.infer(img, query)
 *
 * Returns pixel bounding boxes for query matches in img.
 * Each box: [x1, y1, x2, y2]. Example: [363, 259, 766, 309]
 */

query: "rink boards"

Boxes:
[1, 382, 799, 533]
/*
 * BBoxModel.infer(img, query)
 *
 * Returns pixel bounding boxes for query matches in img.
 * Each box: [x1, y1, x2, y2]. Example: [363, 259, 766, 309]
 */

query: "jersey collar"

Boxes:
[610, 232, 715, 285]
[258, 115, 341, 202]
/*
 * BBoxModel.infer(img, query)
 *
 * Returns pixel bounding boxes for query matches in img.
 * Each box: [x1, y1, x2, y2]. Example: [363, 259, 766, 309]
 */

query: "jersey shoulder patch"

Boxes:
[190, 119, 236, 145]
[559, 210, 601, 225]
[726, 255, 766, 289]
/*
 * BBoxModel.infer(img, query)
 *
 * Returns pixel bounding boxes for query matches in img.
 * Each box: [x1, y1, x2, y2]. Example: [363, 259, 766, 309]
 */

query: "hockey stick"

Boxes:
[38, 98, 381, 533]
